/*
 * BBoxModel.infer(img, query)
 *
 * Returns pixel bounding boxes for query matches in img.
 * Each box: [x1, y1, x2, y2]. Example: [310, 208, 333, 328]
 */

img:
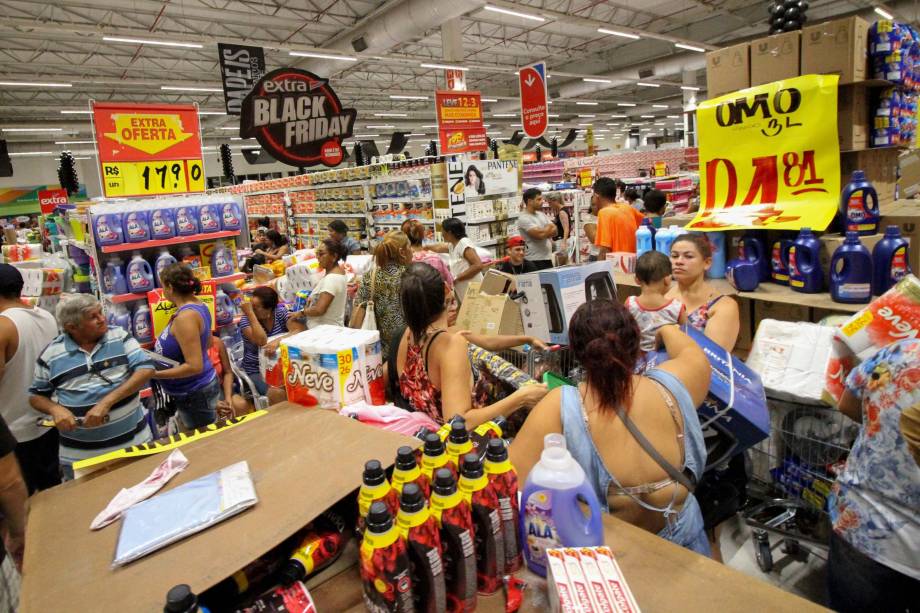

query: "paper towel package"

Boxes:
[833, 274, 920, 361]
[746, 319, 836, 405]
[284, 260, 321, 294]
[281, 325, 385, 409]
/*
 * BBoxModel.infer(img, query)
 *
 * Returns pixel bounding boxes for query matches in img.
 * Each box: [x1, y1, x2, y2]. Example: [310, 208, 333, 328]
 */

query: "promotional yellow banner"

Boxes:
[146, 280, 216, 338]
[687, 74, 841, 231]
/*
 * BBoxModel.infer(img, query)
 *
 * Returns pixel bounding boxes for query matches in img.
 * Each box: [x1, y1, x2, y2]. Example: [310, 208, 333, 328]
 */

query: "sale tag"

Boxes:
[101, 159, 204, 198]
[687, 74, 841, 231]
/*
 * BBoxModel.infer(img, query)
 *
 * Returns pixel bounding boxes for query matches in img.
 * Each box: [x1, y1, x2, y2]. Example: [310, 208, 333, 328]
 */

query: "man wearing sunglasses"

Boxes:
[29, 295, 155, 480]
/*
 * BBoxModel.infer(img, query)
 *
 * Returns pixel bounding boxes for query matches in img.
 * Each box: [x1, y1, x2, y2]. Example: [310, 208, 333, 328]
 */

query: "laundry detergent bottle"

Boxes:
[110, 304, 132, 334]
[872, 225, 912, 295]
[155, 249, 178, 288]
[198, 202, 221, 233]
[210, 241, 235, 277]
[94, 212, 124, 246]
[150, 207, 177, 240]
[123, 208, 151, 243]
[739, 232, 770, 282]
[127, 252, 155, 294]
[635, 219, 654, 258]
[133, 304, 154, 344]
[102, 256, 128, 295]
[830, 232, 873, 304]
[220, 201, 243, 231]
[520, 433, 603, 577]
[706, 232, 726, 279]
[175, 206, 200, 236]
[770, 238, 794, 285]
[839, 170, 880, 236]
[788, 227, 823, 294]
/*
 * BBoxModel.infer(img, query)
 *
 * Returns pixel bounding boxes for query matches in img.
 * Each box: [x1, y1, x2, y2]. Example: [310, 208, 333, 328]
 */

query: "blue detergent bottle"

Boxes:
[655, 225, 674, 254]
[150, 207, 177, 240]
[706, 232, 727, 279]
[210, 242, 235, 277]
[123, 208, 151, 243]
[175, 206, 200, 236]
[198, 202, 222, 233]
[110, 304, 132, 334]
[520, 433, 603, 577]
[155, 249, 178, 288]
[872, 225, 912, 295]
[788, 228, 823, 294]
[215, 290, 234, 327]
[830, 232, 873, 304]
[839, 170, 879, 236]
[126, 252, 155, 294]
[133, 304, 154, 343]
[220, 201, 243, 231]
[94, 212, 124, 246]
[102, 257, 128, 295]
[636, 219, 654, 258]
[739, 232, 770, 282]
[770, 238, 794, 285]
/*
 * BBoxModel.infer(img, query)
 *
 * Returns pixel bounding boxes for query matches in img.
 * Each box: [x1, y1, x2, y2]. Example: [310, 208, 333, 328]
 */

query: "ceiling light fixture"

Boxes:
[484, 5, 546, 21]
[0, 81, 71, 88]
[420, 63, 468, 71]
[636, 82, 660, 88]
[365, 125, 395, 129]
[617, 103, 636, 107]
[218, 127, 238, 130]
[576, 101, 598, 106]
[2, 128, 63, 132]
[198, 111, 226, 115]
[9, 151, 54, 156]
[548, 113, 560, 118]
[493, 113, 516, 117]
[289, 51, 357, 61]
[667, 115, 680, 119]
[54, 140, 94, 144]
[577, 123, 593, 126]
[60, 110, 91, 114]
[103, 36, 203, 48]
[480, 98, 498, 102]
[680, 86, 701, 91]
[874, 6, 894, 19]
[577, 114, 596, 118]
[583, 78, 612, 84]
[161, 86, 222, 92]
[354, 134, 380, 138]
[674, 43, 706, 53]
[652, 104, 669, 108]
[407, 133, 427, 136]
[374, 113, 407, 117]
[389, 94, 429, 100]
[641, 115, 655, 118]
[597, 28, 640, 40]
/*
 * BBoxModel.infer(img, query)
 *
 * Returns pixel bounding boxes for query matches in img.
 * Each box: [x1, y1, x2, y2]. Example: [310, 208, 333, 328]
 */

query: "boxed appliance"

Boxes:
[706, 42, 751, 98]
[801, 16, 870, 84]
[455, 281, 525, 337]
[539, 260, 618, 345]
[746, 319, 836, 405]
[515, 272, 552, 342]
[750, 31, 801, 87]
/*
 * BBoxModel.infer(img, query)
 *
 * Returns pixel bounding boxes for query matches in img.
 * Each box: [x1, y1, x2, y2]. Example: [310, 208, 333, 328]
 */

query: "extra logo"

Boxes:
[241, 67, 356, 168]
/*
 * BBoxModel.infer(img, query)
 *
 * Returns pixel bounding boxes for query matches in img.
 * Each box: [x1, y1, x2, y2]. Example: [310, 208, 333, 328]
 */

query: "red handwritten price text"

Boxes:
[705, 149, 826, 208]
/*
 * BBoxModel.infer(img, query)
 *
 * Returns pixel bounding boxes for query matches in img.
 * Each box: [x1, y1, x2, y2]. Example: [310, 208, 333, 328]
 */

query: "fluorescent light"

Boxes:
[636, 82, 660, 88]
[577, 114, 596, 118]
[54, 140, 94, 144]
[289, 51, 357, 61]
[407, 133, 427, 136]
[389, 94, 429, 100]
[0, 81, 71, 88]
[576, 101, 598, 106]
[198, 111, 226, 115]
[583, 78, 612, 84]
[577, 123, 592, 126]
[609, 114, 627, 118]
[161, 86, 222, 92]
[482, 124, 491, 128]
[60, 110, 91, 114]
[73, 157, 91, 160]
[548, 113, 560, 118]
[354, 134, 380, 138]
[420, 63, 467, 71]
[218, 127, 238, 130]
[365, 124, 395, 129]
[374, 113, 407, 117]
[874, 6, 894, 19]
[421, 124, 439, 128]
[103, 36, 202, 48]
[667, 115, 680, 119]
[493, 113, 516, 117]
[511, 123, 522, 127]
[674, 43, 706, 53]
[652, 104, 669, 108]
[606, 123, 620, 126]
[2, 128, 63, 132]
[484, 5, 545, 21]
[480, 98, 498, 102]
[486, 131, 502, 135]
[9, 151, 54, 156]
[680, 85, 701, 91]
[641, 115, 655, 118]
[597, 28, 640, 40]
[617, 103, 636, 107]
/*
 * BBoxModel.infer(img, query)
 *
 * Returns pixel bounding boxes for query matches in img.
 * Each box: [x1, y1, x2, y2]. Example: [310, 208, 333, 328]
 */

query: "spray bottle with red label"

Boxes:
[458, 453, 505, 596]
[360, 501, 415, 612]
[483, 438, 523, 573]
[430, 468, 478, 612]
[357, 459, 399, 538]
[397, 483, 446, 613]
[392, 445, 431, 499]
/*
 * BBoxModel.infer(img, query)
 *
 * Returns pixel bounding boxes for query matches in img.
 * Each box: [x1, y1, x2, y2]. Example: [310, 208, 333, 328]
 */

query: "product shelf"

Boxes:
[292, 213, 367, 219]
[100, 230, 242, 253]
[372, 219, 435, 227]
[368, 174, 430, 185]
[103, 272, 246, 304]
[370, 197, 433, 205]
[466, 213, 519, 224]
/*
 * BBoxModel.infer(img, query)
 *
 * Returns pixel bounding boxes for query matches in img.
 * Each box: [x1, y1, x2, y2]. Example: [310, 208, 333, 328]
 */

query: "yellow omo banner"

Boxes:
[687, 74, 841, 231]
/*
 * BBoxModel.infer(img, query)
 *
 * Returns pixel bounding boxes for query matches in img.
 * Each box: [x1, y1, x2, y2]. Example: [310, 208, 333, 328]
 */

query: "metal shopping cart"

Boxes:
[743, 400, 859, 572]
[498, 344, 580, 383]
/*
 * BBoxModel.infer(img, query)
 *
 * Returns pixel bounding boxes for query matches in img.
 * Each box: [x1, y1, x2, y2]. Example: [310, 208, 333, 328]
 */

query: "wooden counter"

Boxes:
[311, 512, 826, 612]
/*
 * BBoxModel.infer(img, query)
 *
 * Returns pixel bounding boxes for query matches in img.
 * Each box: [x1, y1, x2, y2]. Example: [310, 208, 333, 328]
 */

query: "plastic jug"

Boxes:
[706, 232, 726, 279]
[175, 206, 200, 236]
[133, 304, 154, 343]
[210, 242, 235, 277]
[110, 304, 132, 334]
[770, 239, 794, 285]
[520, 433, 603, 577]
[198, 203, 221, 233]
[788, 228, 823, 294]
[102, 257, 128, 295]
[872, 225, 912, 295]
[220, 201, 243, 231]
[654, 225, 676, 254]
[215, 290, 234, 327]
[636, 219, 654, 258]
[739, 233, 770, 282]
[126, 252, 155, 294]
[839, 170, 879, 236]
[726, 258, 760, 292]
[94, 213, 124, 246]
[155, 249, 178, 288]
[150, 207, 177, 240]
[123, 209, 151, 243]
[830, 232, 873, 304]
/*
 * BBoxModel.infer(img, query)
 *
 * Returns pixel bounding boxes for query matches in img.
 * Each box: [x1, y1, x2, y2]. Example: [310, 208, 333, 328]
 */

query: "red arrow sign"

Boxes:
[519, 62, 548, 139]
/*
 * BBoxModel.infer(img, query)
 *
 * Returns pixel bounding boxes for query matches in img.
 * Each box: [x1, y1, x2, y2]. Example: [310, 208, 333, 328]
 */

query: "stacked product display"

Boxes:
[870, 20, 920, 148]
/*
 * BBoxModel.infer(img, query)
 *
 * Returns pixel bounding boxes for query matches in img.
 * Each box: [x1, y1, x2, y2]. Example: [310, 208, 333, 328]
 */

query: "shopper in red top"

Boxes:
[594, 177, 644, 259]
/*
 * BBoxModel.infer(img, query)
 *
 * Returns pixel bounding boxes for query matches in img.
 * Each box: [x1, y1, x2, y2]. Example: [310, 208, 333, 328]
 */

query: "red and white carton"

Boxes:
[595, 546, 641, 613]
[546, 548, 583, 613]
[561, 548, 596, 613]
[834, 274, 920, 361]
[573, 548, 617, 613]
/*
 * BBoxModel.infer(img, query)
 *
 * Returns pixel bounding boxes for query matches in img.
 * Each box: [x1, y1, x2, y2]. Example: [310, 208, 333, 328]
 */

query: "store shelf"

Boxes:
[100, 230, 241, 253]
[475, 237, 506, 248]
[104, 272, 245, 303]
[295, 178, 368, 189]
[211, 272, 247, 284]
[292, 213, 367, 219]
[466, 213, 519, 224]
[371, 197, 432, 205]
[369, 174, 430, 185]
[292, 199, 366, 205]
[373, 219, 435, 227]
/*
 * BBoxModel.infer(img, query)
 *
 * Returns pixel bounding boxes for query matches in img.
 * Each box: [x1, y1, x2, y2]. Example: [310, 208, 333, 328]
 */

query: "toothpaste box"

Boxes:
[547, 547, 641, 613]
[546, 548, 583, 613]
[574, 548, 618, 613]
[594, 547, 641, 613]
[562, 549, 596, 613]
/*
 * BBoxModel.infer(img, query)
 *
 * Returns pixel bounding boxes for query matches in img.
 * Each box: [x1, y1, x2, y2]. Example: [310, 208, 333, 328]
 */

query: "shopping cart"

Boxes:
[498, 344, 580, 382]
[743, 400, 858, 572]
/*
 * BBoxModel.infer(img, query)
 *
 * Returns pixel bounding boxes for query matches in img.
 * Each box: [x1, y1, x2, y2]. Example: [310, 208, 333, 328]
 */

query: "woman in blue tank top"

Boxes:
[152, 264, 219, 428]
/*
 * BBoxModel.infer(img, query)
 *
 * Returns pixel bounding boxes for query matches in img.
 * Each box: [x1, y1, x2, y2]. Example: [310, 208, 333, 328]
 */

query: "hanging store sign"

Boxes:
[444, 68, 467, 91]
[435, 90, 487, 155]
[217, 43, 266, 116]
[241, 67, 356, 167]
[447, 156, 520, 210]
[92, 102, 205, 199]
[519, 61, 549, 139]
[687, 74, 841, 231]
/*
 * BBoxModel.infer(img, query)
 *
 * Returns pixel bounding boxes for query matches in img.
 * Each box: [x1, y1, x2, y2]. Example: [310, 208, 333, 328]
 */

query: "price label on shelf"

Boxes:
[101, 159, 205, 197]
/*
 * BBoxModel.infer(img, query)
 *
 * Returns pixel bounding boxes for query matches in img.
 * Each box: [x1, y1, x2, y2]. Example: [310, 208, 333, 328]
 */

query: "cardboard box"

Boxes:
[801, 16, 869, 84]
[539, 260, 618, 345]
[455, 281, 525, 338]
[842, 148, 900, 205]
[837, 86, 869, 151]
[750, 31, 801, 87]
[754, 300, 810, 326]
[898, 150, 920, 199]
[819, 232, 889, 285]
[516, 272, 552, 342]
[479, 268, 516, 295]
[706, 42, 751, 98]
[881, 200, 920, 273]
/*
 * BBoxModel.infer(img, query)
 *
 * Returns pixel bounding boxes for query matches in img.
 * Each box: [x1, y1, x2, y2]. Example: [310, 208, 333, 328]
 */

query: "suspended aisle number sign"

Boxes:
[687, 74, 841, 231]
[91, 102, 206, 198]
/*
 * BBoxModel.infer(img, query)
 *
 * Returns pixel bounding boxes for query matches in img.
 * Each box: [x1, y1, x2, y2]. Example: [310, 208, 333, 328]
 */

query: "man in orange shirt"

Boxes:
[594, 177, 644, 259]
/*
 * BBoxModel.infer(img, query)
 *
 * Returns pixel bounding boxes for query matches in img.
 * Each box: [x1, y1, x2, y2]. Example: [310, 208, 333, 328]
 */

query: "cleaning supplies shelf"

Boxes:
[100, 230, 241, 253]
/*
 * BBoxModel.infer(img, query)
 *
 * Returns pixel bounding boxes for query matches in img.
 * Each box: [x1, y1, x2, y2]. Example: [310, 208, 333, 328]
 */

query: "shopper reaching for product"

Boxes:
[253, 229, 289, 263]
[441, 218, 484, 303]
[297, 239, 348, 328]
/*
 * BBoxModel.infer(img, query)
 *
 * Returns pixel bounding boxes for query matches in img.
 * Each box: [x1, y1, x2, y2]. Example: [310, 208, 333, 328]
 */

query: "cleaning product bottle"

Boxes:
[110, 304, 133, 334]
[740, 232, 770, 282]
[422, 433, 457, 480]
[220, 200, 243, 231]
[872, 225, 912, 295]
[483, 438, 522, 573]
[635, 219, 654, 258]
[391, 445, 432, 498]
[654, 224, 674, 254]
[357, 459, 399, 538]
[164, 584, 211, 613]
[396, 483, 447, 613]
[175, 205, 200, 236]
[198, 202, 221, 233]
[150, 206, 177, 240]
[830, 232, 873, 304]
[93, 212, 124, 246]
[706, 232, 726, 279]
[155, 249, 178, 288]
[446, 420, 473, 468]
[280, 526, 345, 585]
[520, 434, 603, 577]
[126, 252, 155, 294]
[215, 290, 234, 327]
[840, 170, 880, 236]
[770, 238, 794, 285]
[359, 501, 415, 613]
[210, 241, 235, 277]
[133, 304, 154, 344]
[102, 256, 128, 295]
[429, 468, 477, 613]
[123, 208, 151, 243]
[458, 453, 505, 595]
[788, 227, 824, 294]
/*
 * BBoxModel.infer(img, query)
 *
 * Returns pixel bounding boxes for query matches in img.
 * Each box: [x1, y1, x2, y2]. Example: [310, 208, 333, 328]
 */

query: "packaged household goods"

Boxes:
[233, 581, 318, 613]
[356, 459, 399, 538]
[746, 320, 836, 405]
[391, 445, 431, 498]
[396, 483, 447, 613]
[458, 453, 505, 595]
[483, 438, 523, 573]
[360, 501, 415, 612]
[834, 274, 920, 360]
[429, 468, 477, 612]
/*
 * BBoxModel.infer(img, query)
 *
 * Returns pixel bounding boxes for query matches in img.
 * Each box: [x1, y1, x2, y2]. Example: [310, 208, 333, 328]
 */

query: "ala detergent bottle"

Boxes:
[210, 242, 235, 277]
[133, 304, 154, 343]
[94, 212, 124, 246]
[123, 208, 151, 243]
[198, 202, 221, 233]
[126, 252, 155, 294]
[150, 207, 177, 240]
[155, 249, 178, 288]
[102, 257, 128, 295]
[220, 201, 243, 231]
[175, 205, 200, 236]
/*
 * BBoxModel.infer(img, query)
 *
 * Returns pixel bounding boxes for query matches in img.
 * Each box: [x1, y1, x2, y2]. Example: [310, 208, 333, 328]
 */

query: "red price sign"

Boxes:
[435, 90, 487, 155]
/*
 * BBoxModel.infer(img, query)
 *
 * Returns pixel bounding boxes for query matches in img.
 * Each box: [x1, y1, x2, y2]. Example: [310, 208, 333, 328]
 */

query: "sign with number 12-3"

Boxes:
[91, 102, 206, 198]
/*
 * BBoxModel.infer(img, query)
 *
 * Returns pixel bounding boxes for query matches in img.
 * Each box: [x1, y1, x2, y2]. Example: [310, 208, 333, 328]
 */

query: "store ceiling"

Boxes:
[0, 0, 900, 161]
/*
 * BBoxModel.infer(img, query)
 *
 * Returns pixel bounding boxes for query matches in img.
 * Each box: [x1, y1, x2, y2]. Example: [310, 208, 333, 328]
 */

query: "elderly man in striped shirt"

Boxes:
[29, 295, 155, 479]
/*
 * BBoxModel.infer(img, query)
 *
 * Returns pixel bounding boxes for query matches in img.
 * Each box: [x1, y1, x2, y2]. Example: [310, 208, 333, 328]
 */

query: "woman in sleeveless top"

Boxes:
[394, 262, 548, 428]
[510, 299, 712, 555]
[152, 264, 219, 429]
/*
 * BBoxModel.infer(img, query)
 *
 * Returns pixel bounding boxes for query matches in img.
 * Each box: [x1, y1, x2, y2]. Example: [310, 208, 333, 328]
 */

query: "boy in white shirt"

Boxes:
[625, 251, 686, 352]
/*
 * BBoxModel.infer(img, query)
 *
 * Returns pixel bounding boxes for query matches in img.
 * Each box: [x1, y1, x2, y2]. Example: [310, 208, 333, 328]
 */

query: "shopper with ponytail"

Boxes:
[152, 264, 220, 428]
[350, 231, 412, 355]
[509, 299, 712, 555]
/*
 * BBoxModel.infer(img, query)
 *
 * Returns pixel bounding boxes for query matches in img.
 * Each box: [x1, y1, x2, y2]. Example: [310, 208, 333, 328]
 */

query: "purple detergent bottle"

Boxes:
[102, 256, 128, 295]
[220, 201, 243, 231]
[123, 208, 151, 243]
[210, 242, 235, 277]
[133, 304, 154, 344]
[739, 232, 770, 282]
[175, 206, 200, 236]
[872, 225, 912, 295]
[150, 207, 177, 240]
[788, 227, 823, 294]
[830, 232, 873, 304]
[94, 212, 124, 246]
[126, 252, 155, 294]
[770, 238, 794, 285]
[198, 202, 221, 233]
[520, 434, 603, 577]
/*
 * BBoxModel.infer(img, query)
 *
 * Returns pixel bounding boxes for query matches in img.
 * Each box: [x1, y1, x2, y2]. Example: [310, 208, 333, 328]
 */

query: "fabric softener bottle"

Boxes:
[357, 459, 399, 539]
[458, 453, 504, 595]
[430, 468, 477, 613]
[396, 483, 447, 613]
[483, 438, 522, 573]
[360, 501, 415, 613]
[422, 433, 457, 481]
[392, 445, 432, 498]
